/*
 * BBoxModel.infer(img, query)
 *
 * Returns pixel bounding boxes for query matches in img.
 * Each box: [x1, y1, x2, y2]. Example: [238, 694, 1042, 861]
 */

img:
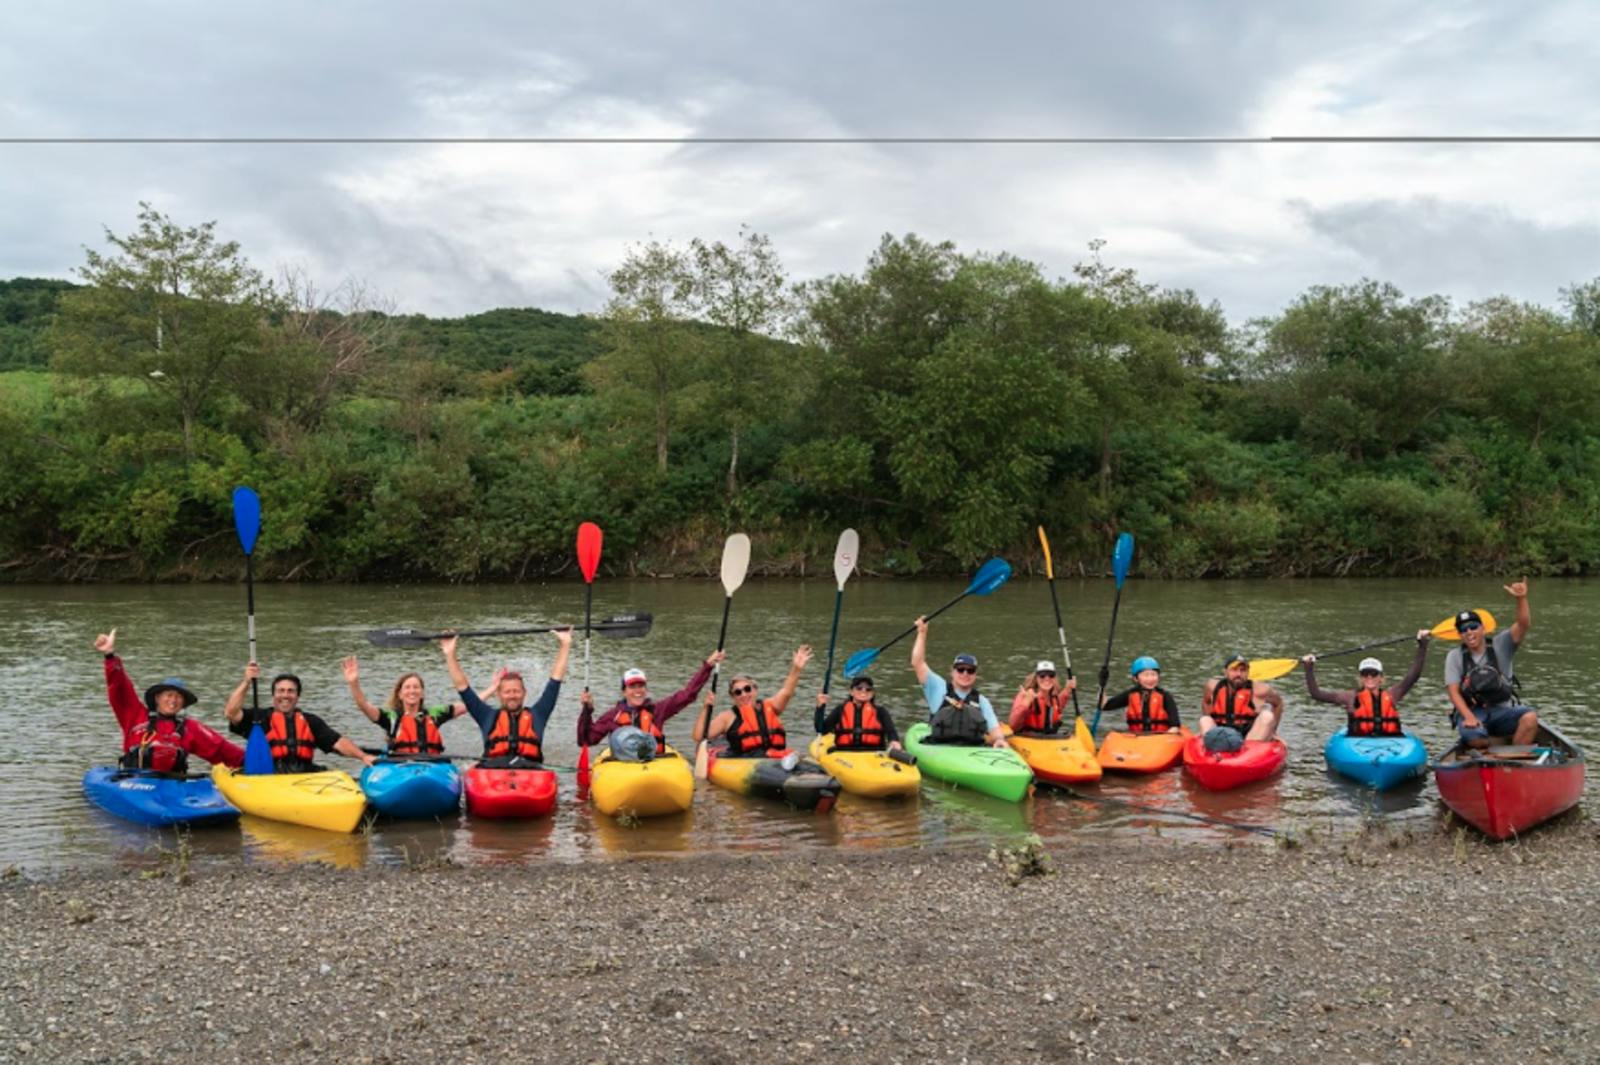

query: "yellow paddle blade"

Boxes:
[1433, 609, 1497, 642]
[1247, 658, 1301, 682]
[1037, 526, 1055, 580]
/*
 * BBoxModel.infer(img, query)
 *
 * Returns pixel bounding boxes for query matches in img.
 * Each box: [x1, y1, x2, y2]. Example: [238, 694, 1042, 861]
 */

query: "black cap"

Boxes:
[849, 675, 874, 688]
[1454, 610, 1482, 631]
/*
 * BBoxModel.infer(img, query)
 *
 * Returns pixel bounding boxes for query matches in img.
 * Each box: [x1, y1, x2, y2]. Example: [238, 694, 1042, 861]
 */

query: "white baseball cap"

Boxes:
[1358, 657, 1383, 673]
[1035, 660, 1057, 673]
[621, 668, 648, 688]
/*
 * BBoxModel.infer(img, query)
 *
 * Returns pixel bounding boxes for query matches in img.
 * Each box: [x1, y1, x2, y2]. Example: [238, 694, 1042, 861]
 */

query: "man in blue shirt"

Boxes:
[442, 629, 571, 765]
[910, 616, 1008, 748]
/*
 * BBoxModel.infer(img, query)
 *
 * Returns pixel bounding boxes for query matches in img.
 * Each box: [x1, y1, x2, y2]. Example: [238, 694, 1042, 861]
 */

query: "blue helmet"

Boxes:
[1129, 655, 1160, 677]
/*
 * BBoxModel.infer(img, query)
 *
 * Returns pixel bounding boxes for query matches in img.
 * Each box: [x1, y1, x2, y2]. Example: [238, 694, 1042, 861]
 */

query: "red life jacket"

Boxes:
[120, 715, 190, 774]
[484, 707, 543, 763]
[1019, 690, 1067, 734]
[1126, 688, 1174, 733]
[725, 699, 787, 756]
[1208, 682, 1257, 733]
[1349, 688, 1402, 737]
[388, 711, 445, 756]
[835, 698, 887, 750]
[267, 710, 317, 771]
[615, 701, 664, 754]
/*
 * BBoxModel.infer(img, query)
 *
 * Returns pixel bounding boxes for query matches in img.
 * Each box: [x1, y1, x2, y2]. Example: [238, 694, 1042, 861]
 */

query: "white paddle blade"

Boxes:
[721, 533, 752, 595]
[833, 528, 860, 590]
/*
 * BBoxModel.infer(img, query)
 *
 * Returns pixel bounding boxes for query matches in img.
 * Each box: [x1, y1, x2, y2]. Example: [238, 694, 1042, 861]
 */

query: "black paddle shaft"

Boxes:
[874, 587, 972, 658]
[1094, 585, 1125, 707]
[245, 553, 260, 711]
[698, 594, 735, 742]
[1315, 634, 1416, 659]
[822, 588, 844, 696]
[1044, 574, 1083, 720]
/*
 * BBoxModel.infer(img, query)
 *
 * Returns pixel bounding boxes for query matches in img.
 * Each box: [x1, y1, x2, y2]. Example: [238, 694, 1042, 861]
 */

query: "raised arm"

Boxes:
[441, 635, 471, 693]
[341, 656, 383, 723]
[223, 662, 259, 725]
[548, 628, 573, 681]
[1388, 633, 1431, 701]
[1300, 656, 1348, 707]
[767, 645, 812, 713]
[910, 616, 931, 684]
[1505, 578, 1531, 647]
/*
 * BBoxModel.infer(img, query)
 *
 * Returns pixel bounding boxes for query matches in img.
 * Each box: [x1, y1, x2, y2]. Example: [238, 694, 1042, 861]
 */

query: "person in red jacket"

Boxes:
[95, 628, 244, 772]
[576, 650, 725, 754]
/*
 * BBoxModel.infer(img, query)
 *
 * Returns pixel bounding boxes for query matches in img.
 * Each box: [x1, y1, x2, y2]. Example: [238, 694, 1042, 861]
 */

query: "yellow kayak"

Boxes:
[211, 765, 366, 833]
[590, 745, 694, 818]
[808, 735, 921, 799]
[1006, 716, 1102, 786]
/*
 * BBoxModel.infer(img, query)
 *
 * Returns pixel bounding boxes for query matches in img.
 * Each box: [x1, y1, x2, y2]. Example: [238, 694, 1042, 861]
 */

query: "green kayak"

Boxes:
[904, 723, 1034, 802]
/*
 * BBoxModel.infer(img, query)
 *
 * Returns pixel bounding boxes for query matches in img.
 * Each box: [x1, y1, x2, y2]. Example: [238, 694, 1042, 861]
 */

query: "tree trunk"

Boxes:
[1098, 416, 1112, 499]
[655, 395, 669, 472]
[726, 425, 739, 495]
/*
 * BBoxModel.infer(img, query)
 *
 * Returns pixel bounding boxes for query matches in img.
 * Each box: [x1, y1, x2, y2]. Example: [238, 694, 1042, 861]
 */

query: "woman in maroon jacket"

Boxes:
[95, 629, 244, 772]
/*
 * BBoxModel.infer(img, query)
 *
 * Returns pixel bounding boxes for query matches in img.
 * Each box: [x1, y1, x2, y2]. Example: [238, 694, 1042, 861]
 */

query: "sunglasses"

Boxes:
[953, 665, 976, 675]
[851, 683, 874, 691]
[1037, 671, 1056, 679]
[1459, 622, 1483, 632]
[1359, 669, 1382, 677]
[730, 685, 755, 696]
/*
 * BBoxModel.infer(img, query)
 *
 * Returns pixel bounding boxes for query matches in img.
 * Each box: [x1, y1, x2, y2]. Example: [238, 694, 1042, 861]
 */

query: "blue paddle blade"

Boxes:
[843, 647, 878, 678]
[243, 724, 273, 775]
[1112, 532, 1134, 587]
[966, 557, 1012, 596]
[232, 487, 261, 556]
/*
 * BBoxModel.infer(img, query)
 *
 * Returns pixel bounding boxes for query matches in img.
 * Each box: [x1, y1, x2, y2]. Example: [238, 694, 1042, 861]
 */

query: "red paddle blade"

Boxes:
[577, 522, 603, 583]
[576, 744, 591, 796]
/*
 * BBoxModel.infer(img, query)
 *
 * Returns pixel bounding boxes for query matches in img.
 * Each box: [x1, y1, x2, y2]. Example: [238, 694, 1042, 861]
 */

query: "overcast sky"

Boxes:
[3, 1, 1598, 322]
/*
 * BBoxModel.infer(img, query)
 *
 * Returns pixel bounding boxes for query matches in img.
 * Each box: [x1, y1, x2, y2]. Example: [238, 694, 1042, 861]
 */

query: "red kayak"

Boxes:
[1433, 723, 1585, 840]
[1183, 734, 1287, 791]
[464, 764, 557, 819]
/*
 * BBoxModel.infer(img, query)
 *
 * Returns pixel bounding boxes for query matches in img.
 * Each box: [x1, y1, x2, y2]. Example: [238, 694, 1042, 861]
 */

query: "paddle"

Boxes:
[232, 486, 273, 775]
[822, 529, 860, 696]
[363, 613, 652, 648]
[1246, 611, 1499, 682]
[1036, 526, 1083, 723]
[1089, 532, 1134, 739]
[575, 522, 603, 795]
[694, 533, 752, 780]
[842, 558, 1012, 679]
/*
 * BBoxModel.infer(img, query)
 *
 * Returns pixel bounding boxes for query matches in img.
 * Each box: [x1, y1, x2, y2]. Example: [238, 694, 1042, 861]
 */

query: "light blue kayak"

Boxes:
[359, 760, 463, 819]
[82, 766, 240, 828]
[1323, 728, 1428, 790]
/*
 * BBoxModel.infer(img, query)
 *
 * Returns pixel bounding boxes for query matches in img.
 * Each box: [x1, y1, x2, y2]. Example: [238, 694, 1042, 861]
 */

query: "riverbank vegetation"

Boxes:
[4, 206, 1600, 581]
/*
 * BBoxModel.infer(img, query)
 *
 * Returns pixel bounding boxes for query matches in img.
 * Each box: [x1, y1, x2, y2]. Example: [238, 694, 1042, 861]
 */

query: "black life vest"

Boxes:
[388, 710, 445, 756]
[1126, 688, 1175, 734]
[266, 710, 318, 772]
[931, 686, 989, 745]
[119, 714, 190, 774]
[1208, 682, 1257, 733]
[835, 698, 888, 750]
[615, 700, 665, 754]
[725, 699, 787, 756]
[1459, 643, 1518, 709]
[1349, 688, 1402, 737]
[483, 707, 543, 764]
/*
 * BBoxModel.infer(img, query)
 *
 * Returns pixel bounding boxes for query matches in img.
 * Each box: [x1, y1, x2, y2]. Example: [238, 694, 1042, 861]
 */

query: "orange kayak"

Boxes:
[1097, 727, 1189, 773]
[1006, 716, 1101, 786]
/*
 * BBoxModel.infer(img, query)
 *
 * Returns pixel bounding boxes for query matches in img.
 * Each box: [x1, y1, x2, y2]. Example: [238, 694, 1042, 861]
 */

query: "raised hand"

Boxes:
[1504, 577, 1529, 599]
[792, 645, 813, 671]
[94, 629, 117, 654]
[554, 626, 574, 648]
[1301, 654, 1315, 665]
[1416, 629, 1431, 642]
[341, 655, 360, 685]
[705, 649, 727, 668]
[440, 634, 459, 659]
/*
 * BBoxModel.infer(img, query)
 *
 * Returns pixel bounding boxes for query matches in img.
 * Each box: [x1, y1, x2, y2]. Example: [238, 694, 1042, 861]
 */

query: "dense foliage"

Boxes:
[4, 206, 1600, 581]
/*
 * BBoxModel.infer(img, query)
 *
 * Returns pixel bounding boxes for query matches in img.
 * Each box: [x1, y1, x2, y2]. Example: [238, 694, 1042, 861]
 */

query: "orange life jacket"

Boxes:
[388, 711, 445, 756]
[266, 710, 317, 771]
[120, 715, 190, 774]
[484, 708, 543, 763]
[615, 701, 664, 754]
[1208, 682, 1257, 733]
[1349, 688, 1402, 737]
[1126, 688, 1174, 733]
[835, 698, 887, 750]
[725, 699, 787, 756]
[1019, 690, 1067, 733]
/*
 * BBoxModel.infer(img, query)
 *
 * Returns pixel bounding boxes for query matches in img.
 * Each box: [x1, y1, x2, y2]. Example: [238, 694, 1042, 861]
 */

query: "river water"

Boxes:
[1, 578, 1592, 872]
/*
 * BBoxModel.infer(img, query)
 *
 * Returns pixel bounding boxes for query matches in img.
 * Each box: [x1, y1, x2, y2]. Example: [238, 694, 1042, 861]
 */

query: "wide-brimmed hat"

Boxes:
[144, 677, 197, 709]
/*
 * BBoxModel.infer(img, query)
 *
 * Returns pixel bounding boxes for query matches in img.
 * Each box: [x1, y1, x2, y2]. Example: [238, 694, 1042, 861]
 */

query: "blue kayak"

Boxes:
[359, 760, 463, 819]
[82, 766, 240, 827]
[1323, 728, 1428, 790]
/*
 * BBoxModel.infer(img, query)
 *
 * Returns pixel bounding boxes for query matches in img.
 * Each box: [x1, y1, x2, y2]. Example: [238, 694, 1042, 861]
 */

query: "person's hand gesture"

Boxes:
[341, 655, 360, 685]
[554, 626, 574, 648]
[440, 634, 459, 659]
[1504, 577, 1529, 599]
[913, 616, 929, 635]
[94, 629, 117, 655]
[792, 645, 813, 671]
[579, 690, 595, 710]
[1301, 654, 1315, 665]
[1416, 629, 1431, 643]
[706, 649, 726, 668]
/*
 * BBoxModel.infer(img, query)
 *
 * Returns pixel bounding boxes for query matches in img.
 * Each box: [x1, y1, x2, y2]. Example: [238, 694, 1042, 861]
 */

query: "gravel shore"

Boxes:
[2, 820, 1597, 1063]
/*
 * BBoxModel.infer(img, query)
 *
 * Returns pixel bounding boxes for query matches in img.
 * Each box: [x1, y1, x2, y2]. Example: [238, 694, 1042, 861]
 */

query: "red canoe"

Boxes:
[1433, 723, 1585, 840]
[464, 764, 558, 819]
[1182, 734, 1287, 791]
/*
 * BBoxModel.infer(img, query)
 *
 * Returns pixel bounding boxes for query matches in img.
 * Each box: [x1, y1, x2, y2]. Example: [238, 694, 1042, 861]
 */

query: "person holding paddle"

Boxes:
[1445, 580, 1537, 747]
[223, 664, 376, 771]
[1200, 655, 1285, 745]
[1099, 656, 1183, 734]
[340, 657, 470, 757]
[443, 629, 571, 766]
[1302, 631, 1430, 736]
[815, 675, 904, 752]
[694, 646, 812, 755]
[577, 650, 725, 755]
[1008, 661, 1079, 733]
[911, 618, 1007, 748]
[94, 629, 244, 772]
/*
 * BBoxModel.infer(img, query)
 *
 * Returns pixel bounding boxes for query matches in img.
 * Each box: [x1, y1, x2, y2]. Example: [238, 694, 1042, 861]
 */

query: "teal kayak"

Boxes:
[904, 723, 1033, 802]
[1324, 728, 1427, 790]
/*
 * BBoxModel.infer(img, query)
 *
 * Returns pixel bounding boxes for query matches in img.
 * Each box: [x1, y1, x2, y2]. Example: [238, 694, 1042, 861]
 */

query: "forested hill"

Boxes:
[4, 209, 1600, 583]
